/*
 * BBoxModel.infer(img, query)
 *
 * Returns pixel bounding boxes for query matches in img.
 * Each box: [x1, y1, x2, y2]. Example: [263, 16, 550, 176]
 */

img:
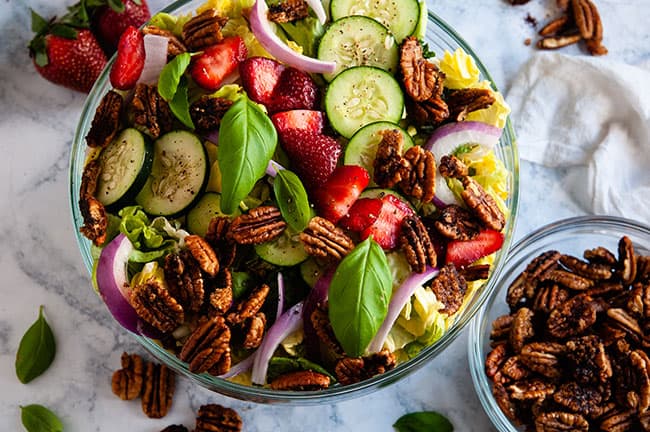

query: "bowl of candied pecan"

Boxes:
[469, 216, 650, 431]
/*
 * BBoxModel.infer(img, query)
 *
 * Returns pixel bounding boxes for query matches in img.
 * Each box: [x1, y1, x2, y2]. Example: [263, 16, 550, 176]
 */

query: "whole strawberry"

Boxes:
[29, 10, 107, 93]
[93, 0, 150, 54]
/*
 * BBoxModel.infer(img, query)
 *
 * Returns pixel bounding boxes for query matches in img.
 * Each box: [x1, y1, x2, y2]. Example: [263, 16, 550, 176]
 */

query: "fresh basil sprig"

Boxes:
[328, 237, 392, 357]
[15, 306, 56, 384]
[218, 97, 277, 213]
[169, 76, 194, 129]
[393, 411, 454, 432]
[157, 52, 194, 129]
[20, 404, 63, 432]
[273, 169, 311, 232]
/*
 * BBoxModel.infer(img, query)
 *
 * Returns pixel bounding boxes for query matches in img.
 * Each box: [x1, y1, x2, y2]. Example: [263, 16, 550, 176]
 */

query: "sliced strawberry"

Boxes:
[339, 198, 383, 231]
[240, 56, 284, 105]
[280, 129, 342, 190]
[445, 229, 505, 268]
[93, 0, 151, 54]
[190, 36, 247, 91]
[361, 194, 414, 250]
[109, 26, 145, 90]
[312, 166, 370, 224]
[266, 67, 319, 113]
[271, 110, 324, 137]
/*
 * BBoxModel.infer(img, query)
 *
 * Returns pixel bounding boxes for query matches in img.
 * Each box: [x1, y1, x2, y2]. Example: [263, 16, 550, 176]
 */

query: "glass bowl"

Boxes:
[70, 0, 519, 404]
[468, 216, 650, 431]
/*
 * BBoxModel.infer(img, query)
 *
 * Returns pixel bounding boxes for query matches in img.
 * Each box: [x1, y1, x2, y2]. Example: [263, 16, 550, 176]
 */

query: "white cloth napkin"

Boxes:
[506, 52, 650, 223]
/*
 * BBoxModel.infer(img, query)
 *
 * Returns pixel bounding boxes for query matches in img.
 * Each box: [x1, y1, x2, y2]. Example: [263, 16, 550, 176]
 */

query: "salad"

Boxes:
[78, 0, 512, 390]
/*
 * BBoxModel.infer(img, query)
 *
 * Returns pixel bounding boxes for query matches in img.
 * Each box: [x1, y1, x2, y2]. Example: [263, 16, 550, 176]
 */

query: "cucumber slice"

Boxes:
[317, 16, 398, 82]
[300, 258, 325, 288]
[344, 121, 414, 184]
[186, 192, 241, 237]
[255, 229, 308, 267]
[136, 130, 208, 217]
[96, 128, 152, 209]
[325, 66, 404, 139]
[330, 0, 421, 42]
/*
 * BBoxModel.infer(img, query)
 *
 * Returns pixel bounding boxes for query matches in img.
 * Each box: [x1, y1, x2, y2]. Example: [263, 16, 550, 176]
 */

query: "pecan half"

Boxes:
[584, 0, 607, 55]
[269, 370, 331, 390]
[130, 83, 174, 139]
[509, 307, 535, 353]
[208, 268, 233, 315]
[205, 216, 237, 268]
[585, 246, 617, 265]
[566, 335, 612, 385]
[400, 36, 438, 102]
[485, 343, 508, 378]
[130, 279, 184, 332]
[79, 159, 108, 246]
[493, 378, 520, 423]
[446, 88, 496, 122]
[399, 215, 437, 273]
[400, 145, 436, 203]
[268, 0, 309, 23]
[618, 236, 638, 285]
[534, 411, 588, 431]
[300, 216, 354, 262]
[572, 0, 594, 39]
[86, 90, 122, 148]
[636, 256, 650, 283]
[229, 206, 286, 245]
[334, 349, 396, 385]
[179, 315, 231, 374]
[490, 314, 514, 342]
[407, 97, 450, 126]
[141, 362, 175, 419]
[438, 154, 469, 179]
[185, 235, 220, 277]
[429, 264, 467, 315]
[537, 33, 582, 50]
[164, 251, 205, 313]
[459, 264, 491, 282]
[599, 409, 637, 432]
[241, 312, 266, 349]
[111, 352, 145, 400]
[554, 382, 603, 417]
[190, 96, 233, 133]
[141, 26, 187, 56]
[540, 269, 594, 290]
[182, 9, 228, 51]
[532, 284, 570, 314]
[434, 204, 481, 241]
[607, 307, 643, 339]
[547, 294, 599, 338]
[373, 129, 410, 188]
[501, 356, 531, 381]
[630, 350, 650, 413]
[559, 254, 612, 280]
[506, 272, 528, 309]
[538, 15, 570, 36]
[520, 342, 565, 379]
[311, 305, 345, 358]
[461, 175, 506, 231]
[195, 404, 242, 432]
[508, 378, 555, 401]
[226, 283, 270, 325]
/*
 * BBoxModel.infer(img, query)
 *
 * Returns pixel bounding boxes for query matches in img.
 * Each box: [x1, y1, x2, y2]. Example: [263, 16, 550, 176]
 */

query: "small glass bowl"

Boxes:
[70, 0, 519, 404]
[468, 216, 650, 431]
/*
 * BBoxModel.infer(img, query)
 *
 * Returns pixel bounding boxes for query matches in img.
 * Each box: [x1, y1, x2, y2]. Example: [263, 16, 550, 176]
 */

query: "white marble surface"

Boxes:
[1, 0, 649, 430]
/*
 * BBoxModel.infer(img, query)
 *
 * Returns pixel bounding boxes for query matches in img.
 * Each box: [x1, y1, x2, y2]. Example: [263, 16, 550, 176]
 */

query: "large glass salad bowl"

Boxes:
[70, 0, 519, 404]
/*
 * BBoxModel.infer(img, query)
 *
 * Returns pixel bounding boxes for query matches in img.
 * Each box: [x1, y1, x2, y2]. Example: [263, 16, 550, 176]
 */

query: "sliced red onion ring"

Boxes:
[249, 0, 336, 74]
[276, 272, 285, 320]
[367, 266, 439, 353]
[138, 34, 169, 85]
[251, 301, 304, 385]
[305, 0, 327, 24]
[265, 160, 285, 177]
[219, 351, 257, 378]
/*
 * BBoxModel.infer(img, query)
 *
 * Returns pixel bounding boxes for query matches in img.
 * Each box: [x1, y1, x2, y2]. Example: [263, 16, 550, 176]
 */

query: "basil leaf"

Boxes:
[30, 9, 49, 34]
[158, 52, 191, 101]
[232, 271, 255, 299]
[273, 169, 311, 232]
[328, 237, 392, 357]
[169, 76, 194, 129]
[15, 306, 56, 384]
[218, 97, 277, 214]
[393, 411, 454, 432]
[267, 356, 335, 382]
[21, 404, 63, 432]
[107, 0, 126, 13]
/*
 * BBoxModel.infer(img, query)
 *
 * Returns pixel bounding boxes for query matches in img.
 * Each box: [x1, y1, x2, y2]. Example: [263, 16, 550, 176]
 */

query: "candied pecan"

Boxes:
[130, 279, 184, 332]
[459, 264, 490, 282]
[399, 215, 437, 273]
[130, 83, 174, 139]
[607, 307, 643, 339]
[508, 378, 555, 400]
[141, 26, 187, 56]
[300, 217, 354, 262]
[585, 246, 618, 265]
[268, 0, 309, 23]
[179, 315, 231, 374]
[111, 352, 145, 400]
[438, 155, 468, 179]
[407, 97, 449, 126]
[334, 350, 396, 385]
[509, 307, 535, 353]
[490, 314, 514, 342]
[229, 206, 286, 245]
[400, 36, 440, 102]
[160, 426, 189, 432]
[365, 349, 397, 377]
[434, 205, 480, 241]
[627, 283, 650, 320]
[373, 129, 409, 188]
[584, 0, 607, 55]
[566, 335, 612, 385]
[554, 382, 602, 416]
[507, 272, 528, 309]
[195, 404, 242, 432]
[208, 268, 233, 315]
[599, 409, 637, 432]
[540, 269, 594, 291]
[560, 254, 612, 280]
[585, 280, 625, 298]
[636, 256, 650, 283]
[572, 0, 594, 39]
[182, 9, 228, 51]
[269, 370, 330, 390]
[446, 88, 495, 122]
[533, 284, 570, 314]
[185, 235, 220, 277]
[164, 251, 204, 313]
[461, 176, 506, 231]
[242, 312, 266, 349]
[537, 34, 582, 50]
[310, 305, 344, 358]
[501, 356, 531, 381]
[642, 410, 650, 431]
[486, 343, 508, 378]
[520, 342, 564, 379]
[79, 159, 108, 246]
[526, 250, 562, 289]
[226, 284, 270, 325]
[535, 411, 588, 431]
[493, 378, 520, 423]
[429, 264, 467, 315]
[141, 362, 175, 419]
[630, 350, 650, 413]
[400, 146, 436, 203]
[618, 236, 638, 285]
[86, 90, 122, 148]
[547, 294, 599, 338]
[190, 96, 233, 133]
[538, 15, 570, 36]
[205, 216, 237, 268]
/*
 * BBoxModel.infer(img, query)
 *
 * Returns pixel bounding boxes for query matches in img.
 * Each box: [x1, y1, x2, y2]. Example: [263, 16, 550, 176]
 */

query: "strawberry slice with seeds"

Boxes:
[445, 229, 504, 268]
[190, 36, 247, 91]
[266, 67, 319, 113]
[339, 198, 383, 232]
[280, 129, 342, 191]
[109, 25, 145, 90]
[271, 110, 325, 137]
[312, 165, 370, 224]
[361, 194, 414, 250]
[240, 56, 285, 105]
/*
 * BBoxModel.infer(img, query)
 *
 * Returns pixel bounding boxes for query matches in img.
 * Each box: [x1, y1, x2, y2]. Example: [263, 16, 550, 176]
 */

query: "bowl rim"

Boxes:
[468, 215, 650, 430]
[69, 1, 520, 404]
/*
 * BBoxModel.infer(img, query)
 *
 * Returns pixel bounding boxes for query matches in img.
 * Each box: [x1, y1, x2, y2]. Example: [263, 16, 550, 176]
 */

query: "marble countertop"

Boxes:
[1, 0, 648, 430]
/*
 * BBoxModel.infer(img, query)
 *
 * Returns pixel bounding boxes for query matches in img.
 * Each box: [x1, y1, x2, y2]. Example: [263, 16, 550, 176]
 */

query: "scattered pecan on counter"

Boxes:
[195, 404, 243, 432]
[111, 352, 145, 400]
[181, 8, 228, 51]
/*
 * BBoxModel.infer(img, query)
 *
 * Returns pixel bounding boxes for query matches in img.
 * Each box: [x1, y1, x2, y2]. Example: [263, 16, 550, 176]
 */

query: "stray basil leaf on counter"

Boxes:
[158, 52, 191, 101]
[328, 237, 392, 357]
[393, 411, 454, 432]
[218, 96, 277, 214]
[15, 306, 56, 384]
[20, 404, 64, 432]
[273, 169, 311, 232]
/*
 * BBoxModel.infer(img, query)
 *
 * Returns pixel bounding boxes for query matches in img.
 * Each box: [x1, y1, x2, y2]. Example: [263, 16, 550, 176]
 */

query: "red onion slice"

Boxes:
[219, 351, 257, 378]
[276, 272, 285, 319]
[305, 0, 327, 24]
[265, 160, 285, 177]
[138, 34, 169, 85]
